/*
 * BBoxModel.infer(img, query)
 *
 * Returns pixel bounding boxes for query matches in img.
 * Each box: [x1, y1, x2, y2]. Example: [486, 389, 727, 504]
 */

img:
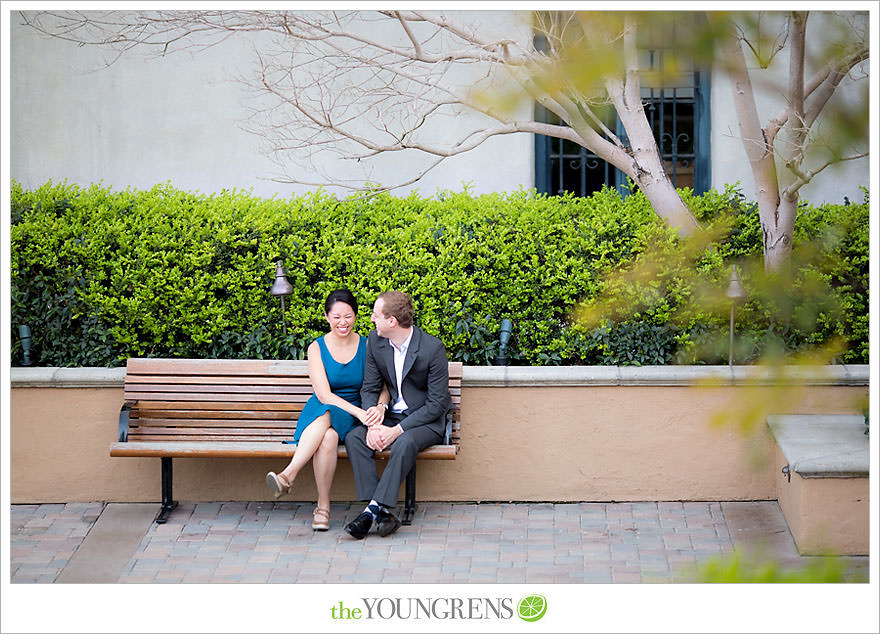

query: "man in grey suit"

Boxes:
[344, 291, 450, 539]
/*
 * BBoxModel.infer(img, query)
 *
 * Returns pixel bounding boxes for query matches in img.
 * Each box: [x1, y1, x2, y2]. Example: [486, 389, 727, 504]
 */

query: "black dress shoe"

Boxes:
[375, 510, 401, 537]
[344, 511, 373, 539]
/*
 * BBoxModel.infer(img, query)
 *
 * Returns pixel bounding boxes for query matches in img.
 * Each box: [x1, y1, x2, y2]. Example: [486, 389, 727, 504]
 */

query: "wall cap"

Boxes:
[767, 414, 869, 477]
[463, 364, 868, 387]
[11, 367, 127, 388]
[10, 364, 869, 388]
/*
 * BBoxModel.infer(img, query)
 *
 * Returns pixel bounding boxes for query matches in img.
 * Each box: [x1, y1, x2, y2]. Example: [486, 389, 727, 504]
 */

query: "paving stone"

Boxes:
[11, 500, 868, 586]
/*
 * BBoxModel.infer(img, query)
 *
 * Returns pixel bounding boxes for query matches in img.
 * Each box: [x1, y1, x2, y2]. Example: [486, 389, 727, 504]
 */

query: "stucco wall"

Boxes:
[774, 446, 869, 556]
[8, 10, 533, 199]
[10, 366, 867, 506]
[709, 67, 868, 206]
[8, 10, 868, 203]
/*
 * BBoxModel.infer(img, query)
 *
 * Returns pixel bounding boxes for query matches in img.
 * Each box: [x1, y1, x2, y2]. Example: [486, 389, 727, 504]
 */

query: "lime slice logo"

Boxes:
[517, 594, 547, 622]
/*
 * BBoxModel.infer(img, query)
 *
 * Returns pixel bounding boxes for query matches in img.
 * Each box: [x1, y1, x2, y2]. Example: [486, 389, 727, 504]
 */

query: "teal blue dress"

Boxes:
[291, 334, 366, 444]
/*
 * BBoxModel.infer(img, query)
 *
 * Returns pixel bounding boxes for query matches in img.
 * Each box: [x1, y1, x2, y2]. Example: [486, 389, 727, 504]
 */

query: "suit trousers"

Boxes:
[344, 413, 443, 509]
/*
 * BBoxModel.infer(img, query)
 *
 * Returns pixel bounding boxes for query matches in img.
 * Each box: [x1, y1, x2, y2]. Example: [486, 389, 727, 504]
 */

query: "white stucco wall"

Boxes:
[709, 11, 870, 205]
[9, 10, 534, 199]
[8, 10, 869, 203]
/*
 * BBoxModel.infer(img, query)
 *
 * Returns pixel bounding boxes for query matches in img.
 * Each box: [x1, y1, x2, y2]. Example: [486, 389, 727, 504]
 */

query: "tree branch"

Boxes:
[782, 151, 869, 199]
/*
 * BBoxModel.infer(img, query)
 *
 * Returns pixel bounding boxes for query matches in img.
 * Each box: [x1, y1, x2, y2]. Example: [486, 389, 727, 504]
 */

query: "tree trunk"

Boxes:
[718, 15, 794, 272]
[566, 98, 700, 237]
[603, 22, 700, 238]
[761, 195, 797, 271]
[632, 164, 700, 236]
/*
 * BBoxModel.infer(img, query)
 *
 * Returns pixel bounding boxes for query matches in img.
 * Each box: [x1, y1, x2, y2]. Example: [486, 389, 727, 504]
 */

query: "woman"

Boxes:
[266, 288, 389, 531]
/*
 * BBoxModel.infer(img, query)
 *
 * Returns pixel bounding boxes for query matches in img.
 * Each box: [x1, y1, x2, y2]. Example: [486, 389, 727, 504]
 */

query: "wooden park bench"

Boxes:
[110, 358, 462, 524]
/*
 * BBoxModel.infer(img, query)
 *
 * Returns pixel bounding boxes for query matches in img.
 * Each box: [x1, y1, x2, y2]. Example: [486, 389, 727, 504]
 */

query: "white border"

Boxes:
[2, 2, 878, 633]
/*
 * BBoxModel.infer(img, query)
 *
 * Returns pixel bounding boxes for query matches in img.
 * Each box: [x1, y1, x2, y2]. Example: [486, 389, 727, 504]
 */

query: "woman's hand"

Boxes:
[363, 404, 386, 427]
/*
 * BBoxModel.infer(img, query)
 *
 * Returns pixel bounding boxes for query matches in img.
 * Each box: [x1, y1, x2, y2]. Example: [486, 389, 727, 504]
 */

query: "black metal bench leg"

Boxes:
[155, 457, 178, 524]
[403, 465, 416, 525]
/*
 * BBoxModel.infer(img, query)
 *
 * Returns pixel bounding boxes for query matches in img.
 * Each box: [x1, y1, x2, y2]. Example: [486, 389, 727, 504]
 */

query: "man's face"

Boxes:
[370, 298, 394, 337]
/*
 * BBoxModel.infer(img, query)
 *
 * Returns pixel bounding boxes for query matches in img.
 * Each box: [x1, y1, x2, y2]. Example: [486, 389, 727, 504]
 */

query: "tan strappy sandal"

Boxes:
[312, 507, 330, 531]
[265, 471, 293, 499]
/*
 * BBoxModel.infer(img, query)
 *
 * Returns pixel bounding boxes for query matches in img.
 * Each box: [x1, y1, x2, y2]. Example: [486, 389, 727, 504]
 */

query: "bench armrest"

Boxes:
[443, 410, 452, 445]
[118, 402, 133, 442]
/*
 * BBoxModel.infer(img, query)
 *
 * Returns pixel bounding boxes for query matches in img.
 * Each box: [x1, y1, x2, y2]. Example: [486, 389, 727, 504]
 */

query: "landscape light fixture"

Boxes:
[726, 266, 748, 367]
[494, 318, 513, 366]
[19, 325, 32, 366]
[270, 260, 294, 336]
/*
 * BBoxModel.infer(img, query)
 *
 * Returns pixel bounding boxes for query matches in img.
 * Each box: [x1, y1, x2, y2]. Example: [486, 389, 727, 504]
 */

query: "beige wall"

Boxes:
[10, 13, 869, 206]
[774, 446, 869, 556]
[10, 380, 866, 505]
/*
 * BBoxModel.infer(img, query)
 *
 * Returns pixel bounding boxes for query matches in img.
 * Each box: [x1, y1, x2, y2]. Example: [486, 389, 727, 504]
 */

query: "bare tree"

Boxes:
[712, 11, 869, 271]
[19, 9, 869, 267]
[19, 9, 701, 235]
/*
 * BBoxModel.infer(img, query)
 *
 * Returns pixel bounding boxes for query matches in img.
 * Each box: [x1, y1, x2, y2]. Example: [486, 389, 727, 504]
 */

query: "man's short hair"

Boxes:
[378, 291, 414, 328]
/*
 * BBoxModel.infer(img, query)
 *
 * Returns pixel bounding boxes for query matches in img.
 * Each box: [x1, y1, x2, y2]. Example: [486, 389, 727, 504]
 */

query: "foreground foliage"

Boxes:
[693, 550, 867, 583]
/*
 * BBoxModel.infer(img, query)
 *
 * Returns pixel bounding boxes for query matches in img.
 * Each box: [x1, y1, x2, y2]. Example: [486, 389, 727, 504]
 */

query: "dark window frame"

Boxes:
[535, 71, 711, 198]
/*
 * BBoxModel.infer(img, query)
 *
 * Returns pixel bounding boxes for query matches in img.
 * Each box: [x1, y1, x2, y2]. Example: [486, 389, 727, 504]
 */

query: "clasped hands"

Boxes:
[361, 404, 402, 451]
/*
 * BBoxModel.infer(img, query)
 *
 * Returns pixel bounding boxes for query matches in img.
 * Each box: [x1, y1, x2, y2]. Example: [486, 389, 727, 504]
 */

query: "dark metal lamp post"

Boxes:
[493, 318, 513, 366]
[726, 266, 747, 367]
[270, 260, 294, 336]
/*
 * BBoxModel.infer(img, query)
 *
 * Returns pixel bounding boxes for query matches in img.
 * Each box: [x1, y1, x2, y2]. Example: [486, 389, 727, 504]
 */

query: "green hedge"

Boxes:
[9, 180, 869, 367]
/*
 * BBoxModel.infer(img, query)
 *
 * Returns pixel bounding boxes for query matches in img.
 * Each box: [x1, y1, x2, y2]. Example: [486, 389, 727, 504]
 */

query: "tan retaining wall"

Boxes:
[774, 445, 870, 556]
[10, 366, 868, 505]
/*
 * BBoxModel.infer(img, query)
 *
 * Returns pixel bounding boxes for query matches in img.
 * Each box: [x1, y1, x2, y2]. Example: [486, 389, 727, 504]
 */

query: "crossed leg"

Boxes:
[272, 412, 333, 491]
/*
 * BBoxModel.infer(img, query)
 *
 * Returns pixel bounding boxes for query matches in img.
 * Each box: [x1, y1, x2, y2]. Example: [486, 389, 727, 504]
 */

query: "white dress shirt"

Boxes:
[389, 328, 413, 413]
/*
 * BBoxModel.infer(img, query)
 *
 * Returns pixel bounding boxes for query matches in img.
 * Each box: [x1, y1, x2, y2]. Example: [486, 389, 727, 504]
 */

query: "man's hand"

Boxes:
[375, 424, 403, 451]
[363, 404, 386, 427]
[365, 426, 385, 451]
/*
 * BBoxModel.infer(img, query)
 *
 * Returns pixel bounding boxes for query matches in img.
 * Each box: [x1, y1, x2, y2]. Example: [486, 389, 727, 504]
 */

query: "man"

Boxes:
[344, 291, 450, 539]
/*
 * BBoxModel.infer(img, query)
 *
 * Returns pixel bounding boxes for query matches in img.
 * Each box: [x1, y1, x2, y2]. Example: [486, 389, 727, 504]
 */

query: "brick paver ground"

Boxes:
[9, 500, 868, 584]
[10, 502, 104, 583]
[127, 500, 739, 584]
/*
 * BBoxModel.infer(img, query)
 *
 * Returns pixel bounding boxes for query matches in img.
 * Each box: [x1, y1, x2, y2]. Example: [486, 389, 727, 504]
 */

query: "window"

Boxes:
[534, 53, 711, 197]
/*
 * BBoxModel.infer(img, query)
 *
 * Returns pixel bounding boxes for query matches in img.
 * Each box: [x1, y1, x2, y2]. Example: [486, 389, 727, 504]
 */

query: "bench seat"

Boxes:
[110, 441, 459, 460]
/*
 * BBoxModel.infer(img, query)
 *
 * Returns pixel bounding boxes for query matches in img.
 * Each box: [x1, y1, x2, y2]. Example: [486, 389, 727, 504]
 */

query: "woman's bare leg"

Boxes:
[312, 427, 339, 510]
[277, 412, 331, 484]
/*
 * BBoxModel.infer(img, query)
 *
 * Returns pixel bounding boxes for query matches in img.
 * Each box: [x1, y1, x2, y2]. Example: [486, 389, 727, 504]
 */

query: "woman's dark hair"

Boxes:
[325, 288, 358, 315]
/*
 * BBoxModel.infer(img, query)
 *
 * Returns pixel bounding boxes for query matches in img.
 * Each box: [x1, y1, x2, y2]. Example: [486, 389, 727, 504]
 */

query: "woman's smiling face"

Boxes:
[325, 301, 356, 337]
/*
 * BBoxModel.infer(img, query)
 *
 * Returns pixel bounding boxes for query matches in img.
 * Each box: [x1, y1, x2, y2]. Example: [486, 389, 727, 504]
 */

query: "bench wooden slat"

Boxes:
[126, 384, 316, 395]
[125, 375, 313, 386]
[129, 388, 456, 402]
[129, 424, 458, 443]
[110, 440, 459, 459]
[126, 392, 315, 403]
[133, 418, 297, 428]
[126, 394, 312, 411]
[127, 358, 310, 376]
[128, 380, 457, 390]
[132, 426, 292, 436]
[129, 400, 305, 411]
[129, 433, 292, 442]
[133, 409, 303, 420]
[129, 434, 294, 442]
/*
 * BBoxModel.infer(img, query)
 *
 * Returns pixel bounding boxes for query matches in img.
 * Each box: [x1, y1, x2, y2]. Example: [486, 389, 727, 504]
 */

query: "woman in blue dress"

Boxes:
[266, 288, 389, 530]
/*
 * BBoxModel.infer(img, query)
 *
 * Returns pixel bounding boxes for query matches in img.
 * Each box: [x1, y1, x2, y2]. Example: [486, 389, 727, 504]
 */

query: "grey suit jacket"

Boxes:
[360, 326, 450, 437]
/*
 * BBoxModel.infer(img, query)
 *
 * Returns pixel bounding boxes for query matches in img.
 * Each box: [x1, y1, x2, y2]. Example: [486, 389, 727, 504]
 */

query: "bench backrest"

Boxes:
[123, 358, 462, 447]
